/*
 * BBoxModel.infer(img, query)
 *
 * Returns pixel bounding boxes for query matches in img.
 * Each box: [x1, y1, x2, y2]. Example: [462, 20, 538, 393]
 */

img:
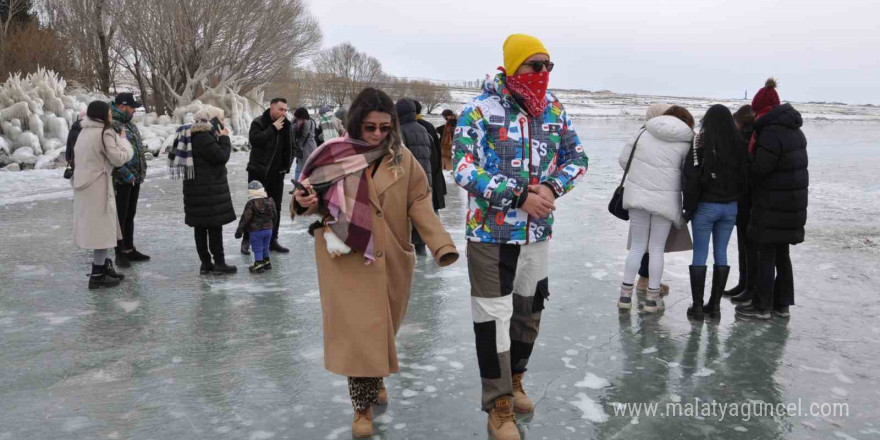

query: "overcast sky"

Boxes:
[307, 0, 879, 105]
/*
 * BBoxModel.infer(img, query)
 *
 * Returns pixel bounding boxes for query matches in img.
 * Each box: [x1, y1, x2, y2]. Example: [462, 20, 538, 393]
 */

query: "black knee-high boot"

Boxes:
[687, 265, 707, 320]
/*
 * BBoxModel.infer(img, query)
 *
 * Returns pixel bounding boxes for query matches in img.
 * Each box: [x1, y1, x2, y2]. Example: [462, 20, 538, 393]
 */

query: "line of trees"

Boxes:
[3, 2, 455, 115]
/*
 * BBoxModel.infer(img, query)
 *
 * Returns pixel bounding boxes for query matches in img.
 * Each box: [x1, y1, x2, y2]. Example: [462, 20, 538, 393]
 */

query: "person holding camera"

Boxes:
[180, 106, 237, 274]
[242, 98, 295, 255]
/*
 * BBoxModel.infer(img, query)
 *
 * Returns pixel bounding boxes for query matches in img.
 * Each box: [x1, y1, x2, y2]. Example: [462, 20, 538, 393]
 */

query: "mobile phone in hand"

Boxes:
[210, 117, 224, 133]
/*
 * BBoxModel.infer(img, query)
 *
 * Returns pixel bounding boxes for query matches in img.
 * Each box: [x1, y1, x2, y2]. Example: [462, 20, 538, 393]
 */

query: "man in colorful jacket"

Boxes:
[453, 34, 588, 440]
[110, 93, 151, 267]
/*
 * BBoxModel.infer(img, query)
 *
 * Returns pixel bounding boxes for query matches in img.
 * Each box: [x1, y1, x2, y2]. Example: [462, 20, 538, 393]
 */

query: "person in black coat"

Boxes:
[244, 98, 295, 254]
[182, 108, 238, 274]
[736, 79, 808, 320]
[726, 105, 758, 303]
[396, 98, 435, 255]
[414, 100, 447, 211]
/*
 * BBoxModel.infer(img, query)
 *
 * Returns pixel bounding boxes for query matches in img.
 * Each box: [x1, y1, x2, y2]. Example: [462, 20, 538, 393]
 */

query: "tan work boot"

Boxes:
[512, 373, 534, 413]
[487, 396, 521, 440]
[637, 276, 670, 296]
[377, 379, 388, 405]
[352, 407, 373, 438]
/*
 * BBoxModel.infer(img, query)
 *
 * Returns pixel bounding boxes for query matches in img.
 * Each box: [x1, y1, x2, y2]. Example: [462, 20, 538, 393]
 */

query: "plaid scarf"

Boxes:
[300, 137, 388, 264]
[168, 124, 195, 180]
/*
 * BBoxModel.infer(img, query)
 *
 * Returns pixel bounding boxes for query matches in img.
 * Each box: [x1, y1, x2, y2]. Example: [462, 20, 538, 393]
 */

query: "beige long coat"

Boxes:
[298, 146, 459, 377]
[71, 118, 133, 250]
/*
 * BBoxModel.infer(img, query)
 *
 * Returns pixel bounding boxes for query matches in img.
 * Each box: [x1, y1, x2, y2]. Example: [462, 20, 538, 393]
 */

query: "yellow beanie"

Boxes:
[503, 34, 550, 75]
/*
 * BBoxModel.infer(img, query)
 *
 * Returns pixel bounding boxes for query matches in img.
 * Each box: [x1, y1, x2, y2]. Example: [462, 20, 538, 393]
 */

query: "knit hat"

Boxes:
[751, 78, 780, 115]
[248, 180, 267, 200]
[503, 34, 550, 75]
[319, 105, 332, 115]
[248, 180, 264, 190]
[645, 104, 672, 122]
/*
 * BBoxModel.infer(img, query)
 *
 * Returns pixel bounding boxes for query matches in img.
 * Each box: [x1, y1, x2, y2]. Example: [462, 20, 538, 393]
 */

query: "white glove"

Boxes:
[324, 228, 352, 258]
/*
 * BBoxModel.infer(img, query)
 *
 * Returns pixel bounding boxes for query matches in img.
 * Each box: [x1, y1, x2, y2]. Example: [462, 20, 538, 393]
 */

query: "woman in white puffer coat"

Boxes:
[617, 105, 694, 313]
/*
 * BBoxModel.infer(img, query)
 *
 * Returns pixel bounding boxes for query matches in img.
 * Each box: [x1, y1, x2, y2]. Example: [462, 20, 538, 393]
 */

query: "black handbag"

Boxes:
[608, 129, 646, 220]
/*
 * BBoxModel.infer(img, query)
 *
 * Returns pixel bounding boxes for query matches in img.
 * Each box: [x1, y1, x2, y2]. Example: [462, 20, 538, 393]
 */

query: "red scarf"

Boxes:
[506, 70, 549, 117]
[748, 106, 774, 155]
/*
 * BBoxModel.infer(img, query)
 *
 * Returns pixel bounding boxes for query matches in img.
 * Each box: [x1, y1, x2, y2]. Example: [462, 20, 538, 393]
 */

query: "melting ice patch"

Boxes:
[575, 372, 611, 389]
[591, 270, 608, 280]
[641, 346, 657, 354]
[694, 368, 715, 377]
[325, 426, 349, 440]
[249, 432, 274, 440]
[570, 393, 608, 423]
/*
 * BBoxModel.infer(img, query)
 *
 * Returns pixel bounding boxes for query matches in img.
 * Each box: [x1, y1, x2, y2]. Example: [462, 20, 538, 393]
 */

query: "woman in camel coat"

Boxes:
[294, 88, 458, 438]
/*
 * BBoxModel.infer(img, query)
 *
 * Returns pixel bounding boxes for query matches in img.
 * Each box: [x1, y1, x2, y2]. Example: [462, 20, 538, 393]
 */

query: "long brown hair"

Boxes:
[346, 87, 403, 173]
[663, 105, 695, 129]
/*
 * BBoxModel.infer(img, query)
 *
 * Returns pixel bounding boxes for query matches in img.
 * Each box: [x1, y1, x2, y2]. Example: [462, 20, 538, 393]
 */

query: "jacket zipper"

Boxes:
[520, 117, 531, 245]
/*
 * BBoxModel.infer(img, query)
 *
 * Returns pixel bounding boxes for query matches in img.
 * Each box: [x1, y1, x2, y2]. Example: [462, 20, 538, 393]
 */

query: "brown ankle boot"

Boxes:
[512, 373, 534, 413]
[487, 396, 520, 440]
[352, 407, 373, 438]
[377, 379, 388, 405]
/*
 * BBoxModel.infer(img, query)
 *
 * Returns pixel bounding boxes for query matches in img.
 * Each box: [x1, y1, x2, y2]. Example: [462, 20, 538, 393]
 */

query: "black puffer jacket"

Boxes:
[247, 109, 296, 179]
[748, 103, 809, 245]
[416, 118, 446, 210]
[736, 126, 755, 227]
[395, 99, 433, 186]
[183, 123, 236, 228]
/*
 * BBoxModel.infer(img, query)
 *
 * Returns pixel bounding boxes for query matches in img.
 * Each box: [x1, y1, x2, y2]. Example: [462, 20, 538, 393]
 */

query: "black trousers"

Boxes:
[638, 253, 650, 278]
[114, 182, 140, 251]
[194, 226, 224, 264]
[246, 171, 285, 241]
[753, 243, 795, 311]
[733, 222, 759, 289]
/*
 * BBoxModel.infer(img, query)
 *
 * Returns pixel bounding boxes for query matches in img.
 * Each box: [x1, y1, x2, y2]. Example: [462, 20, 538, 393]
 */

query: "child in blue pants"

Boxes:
[235, 181, 277, 273]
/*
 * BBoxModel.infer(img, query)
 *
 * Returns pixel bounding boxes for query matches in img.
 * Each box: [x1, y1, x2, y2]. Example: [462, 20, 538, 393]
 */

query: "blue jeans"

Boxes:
[691, 202, 737, 266]
[250, 228, 273, 261]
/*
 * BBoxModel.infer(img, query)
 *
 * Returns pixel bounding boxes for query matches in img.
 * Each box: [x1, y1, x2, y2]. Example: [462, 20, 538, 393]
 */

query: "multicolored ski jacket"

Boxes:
[453, 73, 589, 244]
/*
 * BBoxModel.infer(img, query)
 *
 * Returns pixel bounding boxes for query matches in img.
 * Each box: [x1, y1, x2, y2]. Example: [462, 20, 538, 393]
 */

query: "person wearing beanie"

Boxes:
[453, 33, 589, 440]
[110, 92, 151, 268]
[437, 109, 457, 170]
[183, 106, 238, 274]
[736, 78, 808, 320]
[244, 97, 295, 255]
[413, 100, 447, 212]
[235, 180, 278, 273]
[71, 100, 134, 289]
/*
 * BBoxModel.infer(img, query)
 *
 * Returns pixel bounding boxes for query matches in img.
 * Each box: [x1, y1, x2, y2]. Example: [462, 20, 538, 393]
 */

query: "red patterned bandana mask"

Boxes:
[506, 70, 549, 117]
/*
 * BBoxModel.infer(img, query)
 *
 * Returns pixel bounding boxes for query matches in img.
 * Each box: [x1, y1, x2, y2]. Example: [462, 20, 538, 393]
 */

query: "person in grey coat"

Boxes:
[395, 98, 435, 255]
[293, 107, 319, 178]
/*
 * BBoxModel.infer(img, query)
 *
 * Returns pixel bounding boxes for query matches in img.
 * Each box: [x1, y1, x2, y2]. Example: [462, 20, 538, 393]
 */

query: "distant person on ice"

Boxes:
[735, 78, 808, 320]
[293, 88, 458, 438]
[453, 34, 589, 440]
[243, 98, 295, 255]
[110, 93, 151, 268]
[235, 180, 277, 274]
[174, 106, 238, 275]
[71, 101, 133, 289]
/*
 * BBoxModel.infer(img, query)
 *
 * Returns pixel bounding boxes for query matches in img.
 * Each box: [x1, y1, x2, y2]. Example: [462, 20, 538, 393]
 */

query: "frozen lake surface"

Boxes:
[1, 119, 878, 439]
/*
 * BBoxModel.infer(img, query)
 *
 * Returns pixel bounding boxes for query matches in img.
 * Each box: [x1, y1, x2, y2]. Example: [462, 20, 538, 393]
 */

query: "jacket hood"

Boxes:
[80, 118, 107, 129]
[396, 99, 417, 124]
[645, 115, 694, 143]
[755, 103, 802, 130]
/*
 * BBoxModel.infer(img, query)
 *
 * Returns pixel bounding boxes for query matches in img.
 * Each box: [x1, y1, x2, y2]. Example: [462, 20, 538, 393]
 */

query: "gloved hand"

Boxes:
[683, 210, 695, 222]
[234, 230, 243, 239]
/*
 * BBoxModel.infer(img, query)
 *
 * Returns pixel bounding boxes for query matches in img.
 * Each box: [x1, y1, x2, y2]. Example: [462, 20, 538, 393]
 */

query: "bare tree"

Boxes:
[1, 0, 31, 37]
[111, 0, 321, 114]
[313, 42, 384, 107]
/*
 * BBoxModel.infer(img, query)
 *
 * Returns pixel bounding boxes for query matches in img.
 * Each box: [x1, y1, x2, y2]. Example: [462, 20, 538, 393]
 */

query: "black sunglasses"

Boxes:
[523, 60, 554, 72]
[362, 123, 393, 134]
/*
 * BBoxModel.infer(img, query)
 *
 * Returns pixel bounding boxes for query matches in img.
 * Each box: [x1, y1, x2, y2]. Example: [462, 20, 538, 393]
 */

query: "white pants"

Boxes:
[623, 209, 672, 290]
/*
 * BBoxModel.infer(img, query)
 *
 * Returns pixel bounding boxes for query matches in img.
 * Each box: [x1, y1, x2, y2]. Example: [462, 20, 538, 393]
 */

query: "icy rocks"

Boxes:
[13, 132, 42, 155]
[0, 135, 10, 155]
[1, 162, 21, 172]
[230, 136, 250, 151]
[35, 148, 64, 170]
[157, 115, 172, 125]
[12, 147, 37, 166]
[143, 138, 163, 156]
